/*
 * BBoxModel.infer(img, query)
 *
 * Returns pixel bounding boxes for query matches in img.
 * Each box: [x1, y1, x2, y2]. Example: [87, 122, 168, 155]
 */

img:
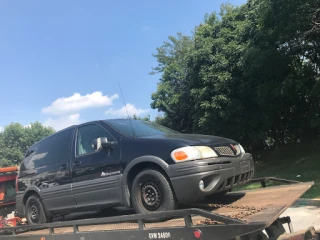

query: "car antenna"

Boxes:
[118, 81, 136, 138]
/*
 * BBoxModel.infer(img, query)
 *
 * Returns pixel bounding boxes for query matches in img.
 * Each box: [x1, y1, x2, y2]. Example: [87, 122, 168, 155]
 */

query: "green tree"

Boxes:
[150, 33, 195, 132]
[132, 114, 151, 122]
[0, 122, 55, 166]
[242, 0, 320, 146]
[189, 4, 257, 143]
[24, 122, 55, 148]
[151, 0, 320, 152]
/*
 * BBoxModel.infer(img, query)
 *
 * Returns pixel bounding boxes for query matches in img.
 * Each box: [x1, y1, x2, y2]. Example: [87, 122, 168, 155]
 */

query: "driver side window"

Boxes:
[76, 124, 114, 156]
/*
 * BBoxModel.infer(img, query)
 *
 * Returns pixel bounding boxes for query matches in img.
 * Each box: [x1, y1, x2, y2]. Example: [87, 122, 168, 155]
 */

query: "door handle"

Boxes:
[72, 161, 81, 167]
[60, 164, 68, 171]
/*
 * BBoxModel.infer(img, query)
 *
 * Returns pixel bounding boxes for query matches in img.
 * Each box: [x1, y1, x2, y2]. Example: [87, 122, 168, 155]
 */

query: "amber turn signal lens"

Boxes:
[173, 151, 188, 160]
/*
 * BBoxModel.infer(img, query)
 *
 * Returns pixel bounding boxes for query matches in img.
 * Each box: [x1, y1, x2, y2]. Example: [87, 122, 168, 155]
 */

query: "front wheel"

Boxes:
[25, 194, 52, 225]
[131, 169, 177, 215]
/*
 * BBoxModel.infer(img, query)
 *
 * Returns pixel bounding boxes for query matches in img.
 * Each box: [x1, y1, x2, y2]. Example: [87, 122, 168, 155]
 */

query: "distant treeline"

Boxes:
[0, 122, 55, 167]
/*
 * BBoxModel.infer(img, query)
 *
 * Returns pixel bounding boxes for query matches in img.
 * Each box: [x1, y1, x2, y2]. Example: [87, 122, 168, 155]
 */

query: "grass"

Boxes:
[235, 140, 320, 198]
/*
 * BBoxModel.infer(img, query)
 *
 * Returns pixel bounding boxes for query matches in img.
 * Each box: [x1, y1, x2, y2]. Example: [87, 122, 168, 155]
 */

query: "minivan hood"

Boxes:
[142, 134, 238, 146]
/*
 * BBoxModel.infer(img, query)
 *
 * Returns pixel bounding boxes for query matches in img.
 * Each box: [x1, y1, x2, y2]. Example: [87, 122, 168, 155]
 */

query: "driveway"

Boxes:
[281, 204, 320, 232]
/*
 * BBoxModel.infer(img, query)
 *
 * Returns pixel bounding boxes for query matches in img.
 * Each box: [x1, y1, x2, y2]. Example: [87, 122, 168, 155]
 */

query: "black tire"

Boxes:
[131, 169, 177, 215]
[25, 194, 52, 225]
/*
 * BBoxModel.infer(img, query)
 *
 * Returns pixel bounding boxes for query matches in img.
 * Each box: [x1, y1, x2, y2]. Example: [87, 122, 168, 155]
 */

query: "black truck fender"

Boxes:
[121, 155, 170, 208]
[17, 185, 49, 216]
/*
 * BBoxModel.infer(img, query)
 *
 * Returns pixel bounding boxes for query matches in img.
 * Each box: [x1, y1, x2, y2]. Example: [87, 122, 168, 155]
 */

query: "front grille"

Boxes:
[218, 170, 254, 190]
[213, 146, 236, 156]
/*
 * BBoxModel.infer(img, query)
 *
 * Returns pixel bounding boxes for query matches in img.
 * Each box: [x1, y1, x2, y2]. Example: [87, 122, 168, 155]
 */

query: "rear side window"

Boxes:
[21, 128, 75, 170]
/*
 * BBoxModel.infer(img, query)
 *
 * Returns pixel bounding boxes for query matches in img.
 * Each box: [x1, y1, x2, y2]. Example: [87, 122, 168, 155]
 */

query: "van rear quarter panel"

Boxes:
[17, 127, 76, 214]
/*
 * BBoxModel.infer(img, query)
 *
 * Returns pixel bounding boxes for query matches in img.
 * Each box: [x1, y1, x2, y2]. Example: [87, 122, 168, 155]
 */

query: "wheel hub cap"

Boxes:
[141, 182, 161, 210]
[30, 204, 39, 222]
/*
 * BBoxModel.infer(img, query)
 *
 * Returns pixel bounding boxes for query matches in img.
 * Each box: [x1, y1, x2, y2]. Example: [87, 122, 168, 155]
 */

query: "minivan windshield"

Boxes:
[104, 119, 180, 137]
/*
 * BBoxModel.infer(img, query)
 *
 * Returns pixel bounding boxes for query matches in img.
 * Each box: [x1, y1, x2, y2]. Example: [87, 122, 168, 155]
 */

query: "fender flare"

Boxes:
[21, 186, 50, 214]
[22, 186, 42, 202]
[121, 155, 170, 207]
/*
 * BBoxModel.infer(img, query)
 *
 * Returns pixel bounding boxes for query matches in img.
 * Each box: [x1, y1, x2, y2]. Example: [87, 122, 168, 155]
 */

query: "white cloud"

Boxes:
[24, 124, 31, 128]
[42, 91, 119, 115]
[0, 127, 3, 133]
[105, 103, 149, 118]
[43, 113, 82, 131]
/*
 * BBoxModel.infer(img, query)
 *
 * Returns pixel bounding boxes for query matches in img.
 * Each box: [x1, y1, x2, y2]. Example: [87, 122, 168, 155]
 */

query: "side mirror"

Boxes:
[92, 137, 116, 151]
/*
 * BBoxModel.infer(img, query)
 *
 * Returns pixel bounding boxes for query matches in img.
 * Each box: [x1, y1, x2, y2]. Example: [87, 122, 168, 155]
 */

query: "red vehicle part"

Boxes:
[0, 217, 23, 228]
[0, 166, 18, 217]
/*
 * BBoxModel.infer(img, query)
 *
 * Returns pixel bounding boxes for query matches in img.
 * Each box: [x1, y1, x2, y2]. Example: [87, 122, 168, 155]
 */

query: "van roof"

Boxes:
[29, 125, 77, 149]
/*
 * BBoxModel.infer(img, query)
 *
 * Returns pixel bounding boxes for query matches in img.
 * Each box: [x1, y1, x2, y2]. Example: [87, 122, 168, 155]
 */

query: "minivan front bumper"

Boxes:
[168, 153, 254, 203]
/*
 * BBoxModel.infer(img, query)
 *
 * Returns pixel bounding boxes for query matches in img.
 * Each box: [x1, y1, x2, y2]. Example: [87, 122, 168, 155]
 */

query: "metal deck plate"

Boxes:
[17, 182, 313, 236]
[191, 182, 313, 227]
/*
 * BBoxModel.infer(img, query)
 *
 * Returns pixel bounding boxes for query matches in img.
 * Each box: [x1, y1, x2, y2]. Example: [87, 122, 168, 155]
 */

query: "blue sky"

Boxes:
[0, 0, 245, 131]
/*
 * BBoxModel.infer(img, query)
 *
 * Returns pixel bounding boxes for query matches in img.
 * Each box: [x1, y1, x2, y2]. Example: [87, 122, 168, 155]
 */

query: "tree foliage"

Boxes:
[151, 0, 320, 151]
[0, 122, 55, 167]
[151, 33, 195, 132]
[132, 114, 151, 122]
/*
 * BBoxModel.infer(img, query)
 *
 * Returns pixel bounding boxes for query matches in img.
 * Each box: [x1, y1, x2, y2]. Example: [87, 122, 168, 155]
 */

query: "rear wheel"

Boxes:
[131, 169, 177, 215]
[25, 194, 52, 225]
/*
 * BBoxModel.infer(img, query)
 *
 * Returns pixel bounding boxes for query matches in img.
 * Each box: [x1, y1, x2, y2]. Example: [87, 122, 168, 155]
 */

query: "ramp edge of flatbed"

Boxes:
[0, 179, 314, 238]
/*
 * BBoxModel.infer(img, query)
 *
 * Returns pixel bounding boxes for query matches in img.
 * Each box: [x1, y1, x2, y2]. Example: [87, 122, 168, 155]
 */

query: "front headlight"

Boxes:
[171, 146, 218, 163]
[239, 144, 245, 153]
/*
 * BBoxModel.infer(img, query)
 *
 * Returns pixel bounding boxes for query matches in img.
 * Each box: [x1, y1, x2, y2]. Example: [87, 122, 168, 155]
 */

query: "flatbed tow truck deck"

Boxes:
[0, 178, 318, 240]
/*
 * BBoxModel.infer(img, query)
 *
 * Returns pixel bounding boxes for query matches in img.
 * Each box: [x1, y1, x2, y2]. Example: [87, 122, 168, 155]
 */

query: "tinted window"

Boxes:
[0, 180, 16, 202]
[104, 119, 179, 137]
[76, 124, 115, 156]
[21, 128, 74, 170]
